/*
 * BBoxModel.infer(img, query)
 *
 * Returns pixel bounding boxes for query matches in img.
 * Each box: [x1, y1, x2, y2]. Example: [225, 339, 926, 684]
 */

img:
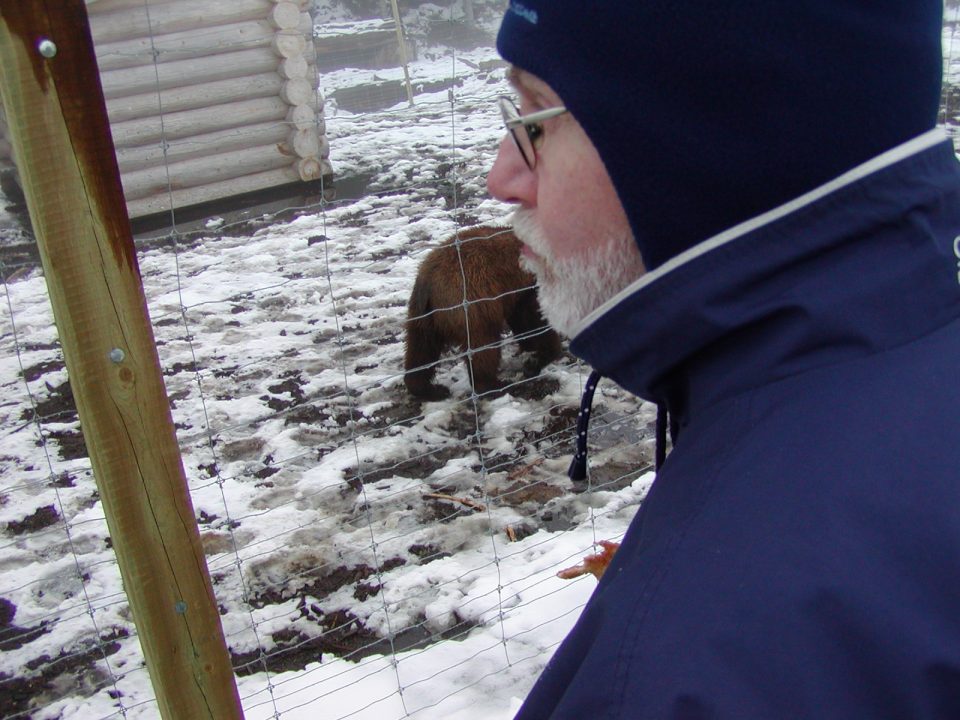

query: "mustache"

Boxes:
[510, 209, 549, 259]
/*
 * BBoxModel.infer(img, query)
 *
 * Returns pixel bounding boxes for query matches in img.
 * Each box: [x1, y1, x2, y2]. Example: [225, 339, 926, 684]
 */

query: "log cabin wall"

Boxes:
[0, 0, 331, 221]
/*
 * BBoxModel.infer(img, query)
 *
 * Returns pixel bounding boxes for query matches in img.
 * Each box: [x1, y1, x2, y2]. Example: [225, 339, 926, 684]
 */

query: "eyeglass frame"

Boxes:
[498, 96, 568, 170]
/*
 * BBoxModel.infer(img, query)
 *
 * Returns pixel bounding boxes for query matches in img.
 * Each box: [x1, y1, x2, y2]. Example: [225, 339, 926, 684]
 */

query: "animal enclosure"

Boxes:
[2, 2, 960, 719]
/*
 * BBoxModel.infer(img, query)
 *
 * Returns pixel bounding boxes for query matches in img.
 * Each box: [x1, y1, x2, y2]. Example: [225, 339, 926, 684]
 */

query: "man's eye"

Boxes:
[527, 122, 545, 143]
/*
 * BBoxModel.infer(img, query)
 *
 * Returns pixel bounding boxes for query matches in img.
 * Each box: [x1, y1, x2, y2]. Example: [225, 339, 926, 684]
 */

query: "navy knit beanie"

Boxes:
[497, 2, 944, 270]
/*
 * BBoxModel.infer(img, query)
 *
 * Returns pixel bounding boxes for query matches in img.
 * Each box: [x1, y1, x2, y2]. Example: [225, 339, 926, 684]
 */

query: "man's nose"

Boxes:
[487, 134, 535, 205]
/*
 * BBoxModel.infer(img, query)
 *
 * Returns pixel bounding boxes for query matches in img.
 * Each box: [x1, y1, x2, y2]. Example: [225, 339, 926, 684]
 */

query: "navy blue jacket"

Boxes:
[516, 132, 960, 719]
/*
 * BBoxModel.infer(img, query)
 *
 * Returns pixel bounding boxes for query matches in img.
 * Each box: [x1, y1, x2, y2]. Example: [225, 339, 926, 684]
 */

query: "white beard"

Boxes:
[511, 209, 646, 338]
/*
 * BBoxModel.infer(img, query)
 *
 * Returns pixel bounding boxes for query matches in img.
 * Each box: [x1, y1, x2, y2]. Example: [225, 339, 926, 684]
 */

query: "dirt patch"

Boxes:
[434, 404, 485, 441]
[0, 598, 49, 652]
[220, 437, 266, 462]
[365, 398, 427, 431]
[407, 543, 450, 564]
[6, 505, 59, 536]
[163, 361, 198, 376]
[262, 373, 306, 412]
[232, 602, 479, 677]
[348, 445, 474, 486]
[492, 479, 564, 508]
[14, 377, 87, 461]
[282, 400, 354, 429]
[20, 359, 63, 383]
[49, 472, 75, 488]
[19, 380, 77, 425]
[253, 465, 280, 480]
[232, 554, 492, 676]
[416, 483, 487, 525]
[231, 627, 330, 677]
[509, 374, 561, 401]
[0, 628, 127, 718]
[248, 558, 406, 611]
[525, 405, 578, 459]
[537, 503, 583, 533]
[585, 460, 652, 494]
[44, 428, 88, 462]
[0, 224, 40, 283]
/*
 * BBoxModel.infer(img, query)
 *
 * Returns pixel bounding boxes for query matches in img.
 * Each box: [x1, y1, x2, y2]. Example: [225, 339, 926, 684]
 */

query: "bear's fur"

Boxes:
[404, 226, 562, 399]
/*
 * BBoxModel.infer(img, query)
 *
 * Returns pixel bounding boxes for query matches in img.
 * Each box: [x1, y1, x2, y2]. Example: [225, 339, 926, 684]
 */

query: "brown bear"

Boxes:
[404, 225, 562, 400]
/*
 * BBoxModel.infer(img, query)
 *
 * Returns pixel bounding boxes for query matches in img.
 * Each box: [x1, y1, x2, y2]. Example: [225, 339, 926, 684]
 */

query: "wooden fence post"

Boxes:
[0, 3, 244, 718]
[389, 0, 414, 106]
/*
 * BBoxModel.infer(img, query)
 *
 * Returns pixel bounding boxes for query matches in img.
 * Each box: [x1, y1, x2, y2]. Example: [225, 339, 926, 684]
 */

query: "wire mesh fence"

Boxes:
[2, 1, 959, 718]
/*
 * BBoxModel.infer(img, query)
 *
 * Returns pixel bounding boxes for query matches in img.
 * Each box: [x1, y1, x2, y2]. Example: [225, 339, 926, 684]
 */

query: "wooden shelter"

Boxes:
[0, 0, 331, 220]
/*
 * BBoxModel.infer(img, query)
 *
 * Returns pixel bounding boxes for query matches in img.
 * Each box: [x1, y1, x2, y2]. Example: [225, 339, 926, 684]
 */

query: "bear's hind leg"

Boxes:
[507, 293, 562, 376]
[404, 316, 451, 400]
[465, 343, 504, 397]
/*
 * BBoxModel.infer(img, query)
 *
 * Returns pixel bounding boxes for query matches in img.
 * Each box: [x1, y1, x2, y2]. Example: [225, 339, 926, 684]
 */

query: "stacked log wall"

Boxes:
[0, 0, 331, 220]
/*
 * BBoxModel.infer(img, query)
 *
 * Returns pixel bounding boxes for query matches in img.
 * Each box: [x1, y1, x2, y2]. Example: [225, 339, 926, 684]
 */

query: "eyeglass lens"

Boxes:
[499, 98, 536, 169]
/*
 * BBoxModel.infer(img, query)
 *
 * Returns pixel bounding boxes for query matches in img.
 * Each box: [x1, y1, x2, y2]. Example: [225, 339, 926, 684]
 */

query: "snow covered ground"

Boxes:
[0, 3, 655, 718]
[4, 3, 958, 718]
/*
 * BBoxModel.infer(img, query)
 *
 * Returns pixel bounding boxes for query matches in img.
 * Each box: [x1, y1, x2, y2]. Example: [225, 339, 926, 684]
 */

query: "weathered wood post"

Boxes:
[0, 3, 244, 718]
[389, 0, 415, 106]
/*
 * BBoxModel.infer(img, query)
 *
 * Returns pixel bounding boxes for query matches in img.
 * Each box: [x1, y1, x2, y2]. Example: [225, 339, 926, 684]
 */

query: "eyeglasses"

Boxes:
[498, 96, 568, 170]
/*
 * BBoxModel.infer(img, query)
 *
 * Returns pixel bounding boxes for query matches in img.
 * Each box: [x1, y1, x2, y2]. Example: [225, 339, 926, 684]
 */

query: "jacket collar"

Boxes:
[570, 130, 960, 428]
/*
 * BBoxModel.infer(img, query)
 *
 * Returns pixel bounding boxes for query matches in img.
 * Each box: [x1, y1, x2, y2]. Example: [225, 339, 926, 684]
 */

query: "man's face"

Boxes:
[486, 69, 645, 337]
